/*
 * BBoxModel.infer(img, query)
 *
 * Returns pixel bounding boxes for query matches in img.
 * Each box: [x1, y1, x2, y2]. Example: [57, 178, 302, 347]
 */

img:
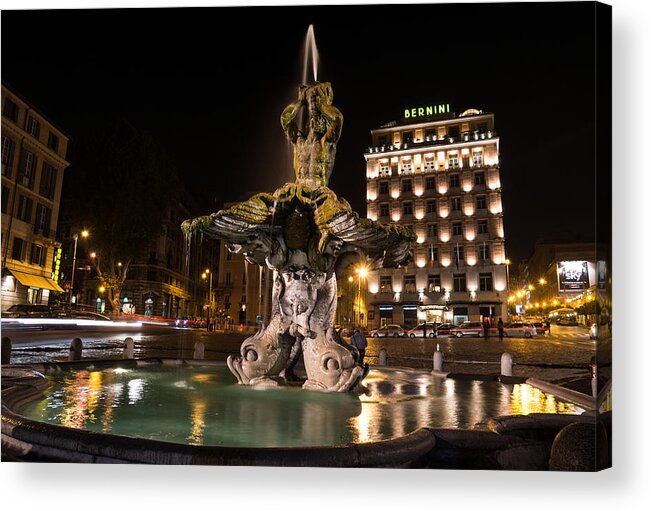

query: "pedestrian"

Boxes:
[350, 328, 368, 365]
[483, 320, 489, 340]
[498, 317, 504, 341]
[545, 319, 551, 335]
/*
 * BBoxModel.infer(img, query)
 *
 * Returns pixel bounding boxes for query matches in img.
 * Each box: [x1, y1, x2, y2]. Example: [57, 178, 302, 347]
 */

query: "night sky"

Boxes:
[1, 3, 600, 264]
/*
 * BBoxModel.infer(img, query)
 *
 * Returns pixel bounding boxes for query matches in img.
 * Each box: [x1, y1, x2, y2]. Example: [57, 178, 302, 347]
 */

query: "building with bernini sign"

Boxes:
[364, 105, 508, 328]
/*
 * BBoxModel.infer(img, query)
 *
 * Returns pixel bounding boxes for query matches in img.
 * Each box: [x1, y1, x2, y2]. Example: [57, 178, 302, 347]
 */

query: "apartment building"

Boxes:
[1, 83, 69, 310]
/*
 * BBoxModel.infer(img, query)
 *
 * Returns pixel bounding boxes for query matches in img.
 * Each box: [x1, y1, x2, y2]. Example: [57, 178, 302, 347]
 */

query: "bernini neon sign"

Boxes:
[404, 104, 450, 119]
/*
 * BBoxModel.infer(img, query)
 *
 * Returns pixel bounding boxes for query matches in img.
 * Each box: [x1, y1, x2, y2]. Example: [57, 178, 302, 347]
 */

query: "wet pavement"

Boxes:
[4, 324, 608, 384]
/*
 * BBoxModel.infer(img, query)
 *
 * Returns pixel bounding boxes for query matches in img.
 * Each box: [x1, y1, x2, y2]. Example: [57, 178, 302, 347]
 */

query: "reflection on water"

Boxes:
[21, 366, 583, 448]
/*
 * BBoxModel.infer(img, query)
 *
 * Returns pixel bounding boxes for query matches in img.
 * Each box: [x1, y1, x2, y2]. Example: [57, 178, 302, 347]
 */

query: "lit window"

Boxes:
[403, 275, 416, 293]
[428, 274, 441, 293]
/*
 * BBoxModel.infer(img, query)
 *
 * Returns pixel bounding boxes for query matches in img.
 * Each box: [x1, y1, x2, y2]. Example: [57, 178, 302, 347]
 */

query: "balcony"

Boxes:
[365, 131, 497, 155]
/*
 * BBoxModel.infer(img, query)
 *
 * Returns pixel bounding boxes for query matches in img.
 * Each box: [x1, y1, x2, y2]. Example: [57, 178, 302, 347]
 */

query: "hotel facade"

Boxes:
[364, 105, 508, 329]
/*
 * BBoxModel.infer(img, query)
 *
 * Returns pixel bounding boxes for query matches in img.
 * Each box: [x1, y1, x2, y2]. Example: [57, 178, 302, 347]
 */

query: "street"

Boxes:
[2, 323, 604, 383]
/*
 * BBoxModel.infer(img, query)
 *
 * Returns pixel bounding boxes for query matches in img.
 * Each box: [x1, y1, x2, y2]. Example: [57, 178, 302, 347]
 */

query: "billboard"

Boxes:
[557, 261, 590, 291]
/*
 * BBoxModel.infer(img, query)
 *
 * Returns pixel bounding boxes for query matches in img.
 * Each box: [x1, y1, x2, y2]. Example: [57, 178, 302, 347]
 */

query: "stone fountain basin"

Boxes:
[1, 359, 596, 468]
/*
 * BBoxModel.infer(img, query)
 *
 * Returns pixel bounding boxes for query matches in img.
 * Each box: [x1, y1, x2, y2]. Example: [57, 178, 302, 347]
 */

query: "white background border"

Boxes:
[1, 0, 649, 508]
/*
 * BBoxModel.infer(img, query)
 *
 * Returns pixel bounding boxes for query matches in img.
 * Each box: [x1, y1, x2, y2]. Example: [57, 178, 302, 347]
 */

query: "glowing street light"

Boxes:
[70, 230, 90, 305]
[538, 278, 547, 285]
[202, 269, 213, 331]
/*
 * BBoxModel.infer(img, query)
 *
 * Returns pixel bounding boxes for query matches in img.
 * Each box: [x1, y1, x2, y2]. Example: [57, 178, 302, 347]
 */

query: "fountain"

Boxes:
[181, 81, 416, 392]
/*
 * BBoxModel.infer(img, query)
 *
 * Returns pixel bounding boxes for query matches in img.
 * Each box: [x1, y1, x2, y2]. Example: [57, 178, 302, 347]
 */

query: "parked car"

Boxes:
[407, 323, 438, 338]
[589, 323, 598, 340]
[503, 322, 537, 338]
[532, 322, 546, 335]
[4, 304, 56, 318]
[369, 324, 405, 338]
[449, 321, 484, 338]
[435, 324, 456, 336]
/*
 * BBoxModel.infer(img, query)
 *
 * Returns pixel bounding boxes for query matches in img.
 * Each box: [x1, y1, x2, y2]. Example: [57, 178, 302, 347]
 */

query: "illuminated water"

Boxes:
[18, 365, 583, 448]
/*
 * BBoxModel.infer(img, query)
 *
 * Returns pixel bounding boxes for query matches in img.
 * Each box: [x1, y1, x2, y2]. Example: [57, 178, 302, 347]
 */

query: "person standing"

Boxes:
[483, 320, 490, 340]
[498, 317, 504, 341]
[350, 329, 368, 365]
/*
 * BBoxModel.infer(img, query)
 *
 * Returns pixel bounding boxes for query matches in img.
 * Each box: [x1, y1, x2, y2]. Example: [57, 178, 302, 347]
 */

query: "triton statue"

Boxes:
[182, 82, 415, 392]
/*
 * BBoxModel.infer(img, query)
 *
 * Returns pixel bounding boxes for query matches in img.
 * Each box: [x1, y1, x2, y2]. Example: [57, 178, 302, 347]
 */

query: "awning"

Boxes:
[8, 269, 65, 293]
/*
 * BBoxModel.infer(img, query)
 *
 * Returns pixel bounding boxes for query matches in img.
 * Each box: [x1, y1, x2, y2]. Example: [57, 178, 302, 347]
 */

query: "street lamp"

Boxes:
[69, 230, 89, 305]
[505, 258, 511, 293]
[202, 269, 213, 331]
[347, 276, 354, 326]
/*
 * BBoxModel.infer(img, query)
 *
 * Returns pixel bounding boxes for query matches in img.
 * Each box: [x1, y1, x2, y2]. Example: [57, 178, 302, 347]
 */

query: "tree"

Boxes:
[61, 118, 182, 314]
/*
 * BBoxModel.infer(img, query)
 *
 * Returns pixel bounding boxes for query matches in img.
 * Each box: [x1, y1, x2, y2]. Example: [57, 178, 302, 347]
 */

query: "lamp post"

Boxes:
[202, 269, 213, 331]
[348, 275, 354, 326]
[69, 230, 89, 305]
[505, 258, 511, 294]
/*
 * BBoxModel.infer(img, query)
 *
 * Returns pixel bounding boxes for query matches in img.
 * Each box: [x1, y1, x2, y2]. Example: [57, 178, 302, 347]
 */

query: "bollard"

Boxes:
[590, 356, 598, 398]
[433, 347, 443, 372]
[1, 337, 11, 365]
[378, 348, 388, 366]
[500, 352, 513, 377]
[194, 341, 205, 360]
[69, 338, 83, 361]
[124, 337, 135, 359]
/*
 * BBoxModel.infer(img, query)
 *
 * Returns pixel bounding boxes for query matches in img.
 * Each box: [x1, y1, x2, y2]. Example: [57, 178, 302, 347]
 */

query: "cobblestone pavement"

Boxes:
[6, 324, 609, 384]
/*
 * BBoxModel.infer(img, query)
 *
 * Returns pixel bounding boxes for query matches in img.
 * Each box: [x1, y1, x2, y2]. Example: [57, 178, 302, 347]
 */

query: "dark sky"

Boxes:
[1, 3, 599, 264]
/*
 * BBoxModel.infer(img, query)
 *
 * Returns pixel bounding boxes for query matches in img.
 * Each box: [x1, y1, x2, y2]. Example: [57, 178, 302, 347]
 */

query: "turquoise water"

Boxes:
[18, 365, 582, 448]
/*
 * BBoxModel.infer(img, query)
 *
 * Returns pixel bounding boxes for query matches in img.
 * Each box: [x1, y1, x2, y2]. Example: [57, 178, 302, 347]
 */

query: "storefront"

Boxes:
[1, 269, 64, 311]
